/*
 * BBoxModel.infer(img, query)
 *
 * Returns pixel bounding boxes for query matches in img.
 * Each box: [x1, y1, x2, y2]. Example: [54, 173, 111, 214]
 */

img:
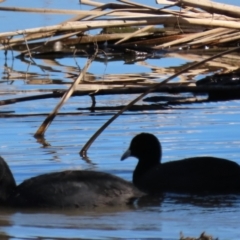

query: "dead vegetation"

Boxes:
[1, 0, 240, 152]
[2, 0, 240, 51]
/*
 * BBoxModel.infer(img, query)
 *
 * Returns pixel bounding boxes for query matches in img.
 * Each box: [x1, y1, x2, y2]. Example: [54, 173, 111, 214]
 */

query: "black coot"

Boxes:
[121, 133, 240, 194]
[0, 156, 144, 209]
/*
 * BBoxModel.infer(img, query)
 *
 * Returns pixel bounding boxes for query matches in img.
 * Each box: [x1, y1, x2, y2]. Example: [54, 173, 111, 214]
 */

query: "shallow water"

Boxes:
[1, 0, 240, 239]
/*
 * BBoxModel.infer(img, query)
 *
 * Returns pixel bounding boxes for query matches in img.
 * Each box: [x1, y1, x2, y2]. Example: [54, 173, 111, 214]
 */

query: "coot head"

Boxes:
[121, 133, 162, 166]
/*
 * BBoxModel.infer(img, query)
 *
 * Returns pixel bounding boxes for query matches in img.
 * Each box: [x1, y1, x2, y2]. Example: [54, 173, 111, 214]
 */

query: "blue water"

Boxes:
[1, 0, 240, 239]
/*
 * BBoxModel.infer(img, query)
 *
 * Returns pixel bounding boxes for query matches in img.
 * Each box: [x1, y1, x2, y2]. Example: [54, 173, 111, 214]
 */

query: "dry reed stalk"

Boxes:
[2, 0, 240, 54]
[79, 7, 158, 23]
[0, 3, 92, 50]
[18, 3, 105, 50]
[68, 32, 150, 44]
[216, 32, 240, 44]
[0, 19, 146, 38]
[0, 16, 169, 39]
[34, 51, 97, 137]
[81, 9, 163, 23]
[16, 32, 148, 50]
[0, 6, 157, 19]
[81, 0, 172, 22]
[0, 6, 104, 15]
[118, 0, 157, 10]
[0, 31, 55, 50]
[119, 0, 182, 16]
[114, 25, 155, 44]
[119, 0, 158, 10]
[154, 27, 227, 48]
[85, 78, 148, 83]
[171, 0, 240, 18]
[80, 0, 103, 7]
[125, 33, 187, 46]
[104, 17, 240, 31]
[0, 14, 85, 50]
[69, 83, 147, 91]
[0, 30, 81, 51]
[3, 16, 240, 39]
[188, 29, 234, 45]
[113, 0, 184, 45]
[179, 11, 237, 21]
[155, 0, 176, 5]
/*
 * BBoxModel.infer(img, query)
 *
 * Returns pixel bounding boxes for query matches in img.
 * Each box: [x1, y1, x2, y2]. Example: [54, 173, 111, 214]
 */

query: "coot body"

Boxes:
[0, 156, 143, 209]
[121, 133, 240, 194]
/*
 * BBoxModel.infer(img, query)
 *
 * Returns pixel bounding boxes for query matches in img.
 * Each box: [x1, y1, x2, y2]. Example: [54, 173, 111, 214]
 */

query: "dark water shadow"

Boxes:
[136, 192, 240, 210]
[165, 193, 240, 208]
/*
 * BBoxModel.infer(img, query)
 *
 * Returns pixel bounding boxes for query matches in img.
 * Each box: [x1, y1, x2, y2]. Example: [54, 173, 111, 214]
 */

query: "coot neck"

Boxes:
[133, 153, 160, 183]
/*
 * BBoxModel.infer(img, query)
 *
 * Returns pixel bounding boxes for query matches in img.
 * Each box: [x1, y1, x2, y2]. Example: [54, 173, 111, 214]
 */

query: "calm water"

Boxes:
[1, 0, 240, 239]
[1, 101, 240, 240]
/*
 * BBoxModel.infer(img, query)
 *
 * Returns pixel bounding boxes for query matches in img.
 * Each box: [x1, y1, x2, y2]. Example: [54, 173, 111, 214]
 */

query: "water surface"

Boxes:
[1, 0, 240, 239]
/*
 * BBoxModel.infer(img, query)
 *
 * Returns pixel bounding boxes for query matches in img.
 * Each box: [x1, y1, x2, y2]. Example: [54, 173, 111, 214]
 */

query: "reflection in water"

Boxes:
[0, 193, 239, 239]
[35, 135, 51, 147]
[164, 193, 240, 208]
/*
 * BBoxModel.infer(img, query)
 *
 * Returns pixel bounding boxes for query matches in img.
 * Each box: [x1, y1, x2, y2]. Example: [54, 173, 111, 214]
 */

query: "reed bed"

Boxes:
[1, 0, 240, 148]
[1, 0, 240, 51]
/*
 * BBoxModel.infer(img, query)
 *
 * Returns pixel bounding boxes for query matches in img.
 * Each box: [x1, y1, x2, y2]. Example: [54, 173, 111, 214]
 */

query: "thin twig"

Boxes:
[34, 49, 98, 137]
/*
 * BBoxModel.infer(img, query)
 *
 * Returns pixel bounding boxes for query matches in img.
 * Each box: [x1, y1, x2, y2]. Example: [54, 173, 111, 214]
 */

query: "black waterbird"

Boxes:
[121, 133, 240, 194]
[0, 156, 144, 209]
